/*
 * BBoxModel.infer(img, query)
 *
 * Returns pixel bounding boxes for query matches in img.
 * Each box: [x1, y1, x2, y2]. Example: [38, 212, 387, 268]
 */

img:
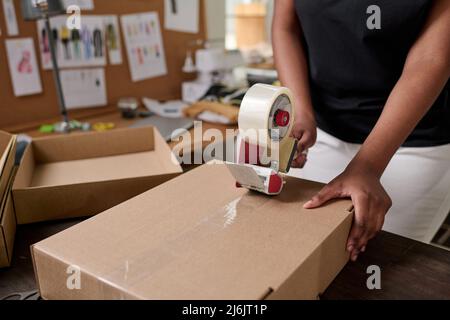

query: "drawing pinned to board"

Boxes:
[37, 15, 106, 69]
[103, 15, 122, 65]
[121, 12, 167, 82]
[164, 0, 199, 34]
[61, 68, 107, 109]
[5, 38, 42, 97]
[2, 0, 19, 36]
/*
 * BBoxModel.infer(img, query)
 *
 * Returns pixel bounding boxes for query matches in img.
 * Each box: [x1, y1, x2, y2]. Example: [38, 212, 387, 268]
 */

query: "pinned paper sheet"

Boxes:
[6, 38, 42, 97]
[37, 15, 106, 69]
[121, 12, 167, 82]
[63, 0, 94, 10]
[2, 0, 19, 36]
[103, 15, 123, 65]
[164, 0, 199, 34]
[61, 68, 107, 109]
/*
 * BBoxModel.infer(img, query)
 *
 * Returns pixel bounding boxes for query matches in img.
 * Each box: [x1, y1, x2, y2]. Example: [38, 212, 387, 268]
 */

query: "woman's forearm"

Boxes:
[354, 62, 449, 177]
[352, 0, 450, 178]
[356, 76, 449, 178]
[272, 2, 314, 119]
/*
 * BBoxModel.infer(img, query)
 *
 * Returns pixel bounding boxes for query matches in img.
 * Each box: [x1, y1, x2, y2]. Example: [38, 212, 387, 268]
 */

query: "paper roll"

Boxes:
[238, 84, 295, 147]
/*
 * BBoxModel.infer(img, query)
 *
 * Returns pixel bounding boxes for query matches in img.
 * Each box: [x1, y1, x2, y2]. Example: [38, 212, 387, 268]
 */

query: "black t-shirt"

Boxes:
[294, 0, 450, 147]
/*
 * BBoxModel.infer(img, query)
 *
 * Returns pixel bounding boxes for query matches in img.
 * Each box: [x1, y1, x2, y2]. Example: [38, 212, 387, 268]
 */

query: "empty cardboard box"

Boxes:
[32, 164, 353, 300]
[13, 127, 182, 225]
[0, 131, 17, 268]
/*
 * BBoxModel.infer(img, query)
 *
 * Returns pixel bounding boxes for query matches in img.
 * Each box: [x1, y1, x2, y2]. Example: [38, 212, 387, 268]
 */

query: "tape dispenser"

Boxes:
[226, 84, 299, 195]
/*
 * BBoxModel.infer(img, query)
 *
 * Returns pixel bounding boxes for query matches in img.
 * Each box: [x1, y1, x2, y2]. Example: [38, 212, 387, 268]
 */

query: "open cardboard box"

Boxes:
[32, 164, 353, 300]
[13, 127, 183, 225]
[0, 131, 17, 268]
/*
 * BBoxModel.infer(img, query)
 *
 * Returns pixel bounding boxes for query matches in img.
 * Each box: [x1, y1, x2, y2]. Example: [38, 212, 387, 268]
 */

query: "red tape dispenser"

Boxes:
[226, 84, 298, 195]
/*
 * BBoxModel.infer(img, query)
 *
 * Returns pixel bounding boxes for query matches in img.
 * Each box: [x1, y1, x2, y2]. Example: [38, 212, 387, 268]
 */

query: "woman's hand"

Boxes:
[290, 109, 317, 168]
[304, 161, 392, 261]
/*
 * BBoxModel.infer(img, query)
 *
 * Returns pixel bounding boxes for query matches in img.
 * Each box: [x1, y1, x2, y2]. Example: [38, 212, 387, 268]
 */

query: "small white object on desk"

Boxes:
[143, 98, 188, 118]
[182, 81, 211, 103]
[197, 111, 232, 125]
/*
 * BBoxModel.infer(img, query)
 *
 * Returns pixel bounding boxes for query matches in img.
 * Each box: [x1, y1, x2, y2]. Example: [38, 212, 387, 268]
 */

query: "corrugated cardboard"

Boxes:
[13, 127, 182, 225]
[32, 164, 353, 300]
[0, 179, 17, 268]
[0, 131, 16, 203]
[0, 131, 17, 268]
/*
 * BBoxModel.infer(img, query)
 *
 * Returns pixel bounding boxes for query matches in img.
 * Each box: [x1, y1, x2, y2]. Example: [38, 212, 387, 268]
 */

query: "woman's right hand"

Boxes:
[290, 109, 317, 168]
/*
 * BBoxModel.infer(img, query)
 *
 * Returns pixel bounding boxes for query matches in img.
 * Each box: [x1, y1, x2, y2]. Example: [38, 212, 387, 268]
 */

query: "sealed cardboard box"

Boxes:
[0, 131, 17, 268]
[32, 164, 353, 300]
[13, 127, 182, 225]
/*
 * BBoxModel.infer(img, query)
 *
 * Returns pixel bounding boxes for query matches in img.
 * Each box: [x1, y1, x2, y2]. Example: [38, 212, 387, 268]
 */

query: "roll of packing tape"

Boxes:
[238, 84, 295, 147]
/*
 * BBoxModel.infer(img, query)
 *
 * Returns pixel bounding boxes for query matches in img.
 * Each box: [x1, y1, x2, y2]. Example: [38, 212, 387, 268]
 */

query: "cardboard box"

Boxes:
[13, 127, 182, 225]
[0, 131, 16, 203]
[32, 164, 353, 300]
[0, 131, 17, 268]
[0, 175, 17, 268]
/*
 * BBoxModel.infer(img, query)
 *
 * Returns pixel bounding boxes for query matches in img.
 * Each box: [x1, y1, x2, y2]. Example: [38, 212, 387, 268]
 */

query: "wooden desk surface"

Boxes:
[0, 220, 449, 300]
[2, 110, 449, 300]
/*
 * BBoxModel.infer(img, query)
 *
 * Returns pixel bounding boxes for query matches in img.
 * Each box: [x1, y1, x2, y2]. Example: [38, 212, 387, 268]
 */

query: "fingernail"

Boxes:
[303, 201, 313, 208]
[351, 254, 359, 262]
[347, 245, 354, 252]
[361, 246, 366, 253]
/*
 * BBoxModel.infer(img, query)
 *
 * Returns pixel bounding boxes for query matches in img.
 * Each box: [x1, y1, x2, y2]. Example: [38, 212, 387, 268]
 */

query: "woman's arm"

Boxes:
[272, 0, 317, 167]
[305, 0, 450, 260]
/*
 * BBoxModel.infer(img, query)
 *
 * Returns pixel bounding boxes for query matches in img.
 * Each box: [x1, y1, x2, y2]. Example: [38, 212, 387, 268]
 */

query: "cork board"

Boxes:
[0, 0, 205, 131]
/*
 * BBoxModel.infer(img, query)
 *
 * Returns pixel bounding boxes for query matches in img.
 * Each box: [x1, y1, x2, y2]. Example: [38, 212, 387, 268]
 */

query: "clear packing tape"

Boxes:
[95, 195, 272, 300]
[238, 84, 295, 148]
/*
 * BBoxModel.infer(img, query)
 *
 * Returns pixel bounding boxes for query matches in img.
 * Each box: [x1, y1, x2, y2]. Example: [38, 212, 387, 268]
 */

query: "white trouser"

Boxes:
[289, 129, 450, 243]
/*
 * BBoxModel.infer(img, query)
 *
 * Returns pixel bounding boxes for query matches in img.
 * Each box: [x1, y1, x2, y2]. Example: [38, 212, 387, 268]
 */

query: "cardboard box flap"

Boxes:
[12, 143, 35, 189]
[0, 131, 13, 169]
[34, 164, 352, 300]
[32, 127, 156, 163]
[0, 131, 16, 204]
[1, 193, 16, 266]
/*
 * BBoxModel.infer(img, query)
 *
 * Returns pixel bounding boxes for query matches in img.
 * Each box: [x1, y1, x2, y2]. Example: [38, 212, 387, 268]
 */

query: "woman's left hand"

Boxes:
[303, 161, 392, 261]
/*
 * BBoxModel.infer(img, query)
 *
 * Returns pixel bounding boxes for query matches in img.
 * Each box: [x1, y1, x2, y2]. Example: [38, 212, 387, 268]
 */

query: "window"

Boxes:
[225, 0, 274, 50]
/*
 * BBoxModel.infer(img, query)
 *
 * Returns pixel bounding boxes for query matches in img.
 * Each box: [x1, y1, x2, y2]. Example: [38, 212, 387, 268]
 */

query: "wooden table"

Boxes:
[0, 219, 449, 300]
[1, 110, 449, 300]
